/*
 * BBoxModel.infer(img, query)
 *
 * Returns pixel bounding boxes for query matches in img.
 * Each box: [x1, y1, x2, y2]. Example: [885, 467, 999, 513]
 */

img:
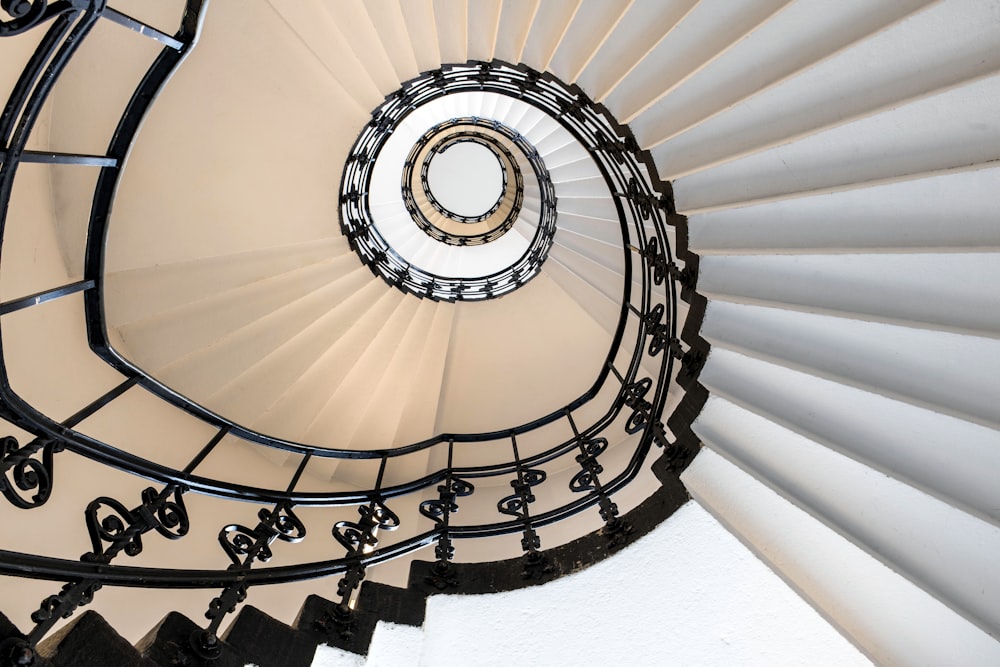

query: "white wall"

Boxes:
[409, 501, 868, 667]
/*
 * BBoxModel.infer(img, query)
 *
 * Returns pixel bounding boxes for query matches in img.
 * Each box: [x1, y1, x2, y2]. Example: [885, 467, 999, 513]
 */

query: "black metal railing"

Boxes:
[343, 92, 559, 301]
[402, 118, 526, 246]
[0, 5, 704, 663]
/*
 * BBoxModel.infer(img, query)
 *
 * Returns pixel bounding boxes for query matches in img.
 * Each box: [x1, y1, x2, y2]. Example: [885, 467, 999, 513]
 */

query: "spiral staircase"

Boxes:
[1, 0, 999, 665]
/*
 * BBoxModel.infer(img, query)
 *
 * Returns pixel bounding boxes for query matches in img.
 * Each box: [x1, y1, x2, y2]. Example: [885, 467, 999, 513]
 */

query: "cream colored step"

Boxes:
[250, 287, 404, 445]
[362, 0, 421, 83]
[434, 274, 611, 434]
[393, 300, 456, 447]
[397, 0, 442, 74]
[264, 0, 382, 113]
[468, 0, 501, 62]
[520, 0, 582, 72]
[104, 238, 345, 327]
[434, 0, 468, 63]
[154, 263, 377, 401]
[494, 0, 540, 64]
[206, 271, 384, 433]
[114, 255, 350, 371]
[302, 294, 424, 451]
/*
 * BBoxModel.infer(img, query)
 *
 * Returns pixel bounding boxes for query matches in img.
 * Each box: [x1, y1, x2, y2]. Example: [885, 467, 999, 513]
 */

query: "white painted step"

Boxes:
[575, 0, 698, 103]
[654, 0, 1000, 184]
[547, 0, 631, 85]
[701, 301, 1000, 429]
[699, 345, 1000, 526]
[674, 73, 1000, 211]
[629, 0, 930, 150]
[604, 0, 791, 124]
[687, 164, 1000, 254]
[683, 448, 1000, 666]
[697, 253, 1000, 336]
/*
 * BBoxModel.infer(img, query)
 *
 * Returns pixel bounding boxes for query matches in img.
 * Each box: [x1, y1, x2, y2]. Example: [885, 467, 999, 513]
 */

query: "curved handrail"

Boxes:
[0, 4, 705, 658]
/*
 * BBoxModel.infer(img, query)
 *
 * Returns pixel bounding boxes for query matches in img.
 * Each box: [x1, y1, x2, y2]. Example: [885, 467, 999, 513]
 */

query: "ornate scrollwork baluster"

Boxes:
[664, 337, 705, 379]
[190, 500, 306, 659]
[0, 435, 63, 509]
[317, 457, 400, 639]
[624, 377, 654, 435]
[419, 441, 474, 590]
[648, 421, 694, 475]
[644, 302, 672, 357]
[566, 412, 633, 548]
[83, 484, 189, 562]
[11, 484, 190, 662]
[496, 435, 551, 579]
[643, 236, 669, 286]
[190, 454, 311, 660]
[0, 0, 80, 37]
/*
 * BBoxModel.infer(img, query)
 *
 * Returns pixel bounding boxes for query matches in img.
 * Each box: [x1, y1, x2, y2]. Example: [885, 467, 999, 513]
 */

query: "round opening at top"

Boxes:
[426, 141, 504, 218]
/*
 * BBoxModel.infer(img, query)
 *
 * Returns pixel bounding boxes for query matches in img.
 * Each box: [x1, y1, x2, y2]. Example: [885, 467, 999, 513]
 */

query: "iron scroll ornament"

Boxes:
[0, 0, 85, 36]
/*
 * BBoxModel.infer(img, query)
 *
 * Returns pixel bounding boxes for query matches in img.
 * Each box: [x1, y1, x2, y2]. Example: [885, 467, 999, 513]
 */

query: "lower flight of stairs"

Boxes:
[0, 477, 690, 667]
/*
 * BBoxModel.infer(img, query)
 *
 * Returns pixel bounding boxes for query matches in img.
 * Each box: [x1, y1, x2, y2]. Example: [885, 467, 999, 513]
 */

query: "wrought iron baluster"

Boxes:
[0, 376, 138, 509]
[419, 441, 474, 590]
[1, 425, 233, 664]
[496, 434, 550, 579]
[101, 7, 183, 50]
[0, 149, 116, 167]
[623, 376, 653, 435]
[565, 411, 632, 548]
[0, 0, 86, 38]
[190, 453, 311, 659]
[0, 483, 190, 665]
[318, 456, 400, 640]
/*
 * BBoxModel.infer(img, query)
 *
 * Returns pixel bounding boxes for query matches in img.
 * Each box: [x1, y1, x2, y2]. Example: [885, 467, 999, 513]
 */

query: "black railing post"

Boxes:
[320, 456, 400, 640]
[419, 440, 474, 590]
[497, 434, 550, 580]
[0, 376, 138, 509]
[190, 453, 310, 660]
[565, 411, 632, 547]
[2, 483, 190, 664]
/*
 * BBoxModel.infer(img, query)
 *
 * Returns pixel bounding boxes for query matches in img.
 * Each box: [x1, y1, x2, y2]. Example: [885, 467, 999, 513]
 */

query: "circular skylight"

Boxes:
[426, 141, 504, 218]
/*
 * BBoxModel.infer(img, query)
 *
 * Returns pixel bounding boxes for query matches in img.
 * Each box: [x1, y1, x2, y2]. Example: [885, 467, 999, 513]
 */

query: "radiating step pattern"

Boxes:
[2, 0, 997, 663]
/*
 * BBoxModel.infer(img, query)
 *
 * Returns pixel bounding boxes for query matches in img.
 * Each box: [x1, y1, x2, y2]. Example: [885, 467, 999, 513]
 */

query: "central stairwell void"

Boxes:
[1, 0, 999, 665]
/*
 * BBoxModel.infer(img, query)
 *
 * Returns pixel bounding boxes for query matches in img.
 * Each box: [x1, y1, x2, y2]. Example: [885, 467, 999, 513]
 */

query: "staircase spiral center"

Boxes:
[426, 142, 504, 219]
